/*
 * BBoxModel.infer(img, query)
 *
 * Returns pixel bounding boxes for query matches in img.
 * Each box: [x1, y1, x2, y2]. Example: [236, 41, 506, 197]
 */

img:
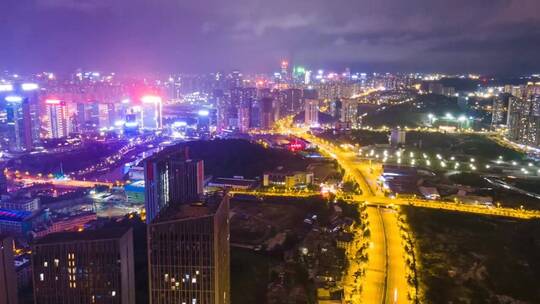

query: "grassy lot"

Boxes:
[322, 130, 524, 162]
[187, 139, 311, 178]
[230, 196, 333, 244]
[404, 206, 540, 303]
[449, 172, 540, 210]
[231, 248, 278, 304]
[405, 132, 524, 162]
[362, 94, 462, 128]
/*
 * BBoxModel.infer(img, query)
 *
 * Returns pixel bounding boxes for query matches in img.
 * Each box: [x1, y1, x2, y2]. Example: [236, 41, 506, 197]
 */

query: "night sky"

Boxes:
[1, 0, 539, 75]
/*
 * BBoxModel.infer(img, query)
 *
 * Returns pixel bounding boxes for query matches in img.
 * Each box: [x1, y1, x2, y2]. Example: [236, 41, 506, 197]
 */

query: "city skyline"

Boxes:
[2, 0, 540, 75]
[2, 2, 540, 303]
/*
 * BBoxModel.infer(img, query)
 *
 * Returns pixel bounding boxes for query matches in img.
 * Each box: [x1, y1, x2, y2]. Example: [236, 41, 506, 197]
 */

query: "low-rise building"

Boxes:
[263, 171, 314, 188]
[207, 177, 258, 190]
[0, 209, 38, 237]
[33, 212, 97, 239]
[124, 180, 145, 204]
[0, 197, 40, 212]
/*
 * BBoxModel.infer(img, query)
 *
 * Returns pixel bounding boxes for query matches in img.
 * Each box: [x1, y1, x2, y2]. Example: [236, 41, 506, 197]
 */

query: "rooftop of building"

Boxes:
[124, 180, 145, 192]
[153, 192, 227, 223]
[263, 170, 309, 176]
[144, 144, 190, 162]
[209, 177, 258, 187]
[33, 226, 131, 245]
[0, 208, 32, 222]
[0, 233, 13, 241]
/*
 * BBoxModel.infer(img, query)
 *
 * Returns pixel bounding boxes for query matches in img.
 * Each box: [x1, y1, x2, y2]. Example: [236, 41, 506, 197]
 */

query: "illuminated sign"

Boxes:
[45, 99, 61, 105]
[5, 95, 23, 103]
[21, 83, 39, 91]
[141, 95, 162, 104]
[198, 109, 209, 116]
[0, 84, 13, 92]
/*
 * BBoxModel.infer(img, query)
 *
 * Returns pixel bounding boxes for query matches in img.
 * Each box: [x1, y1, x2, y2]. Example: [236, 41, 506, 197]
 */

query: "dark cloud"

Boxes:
[0, 0, 539, 75]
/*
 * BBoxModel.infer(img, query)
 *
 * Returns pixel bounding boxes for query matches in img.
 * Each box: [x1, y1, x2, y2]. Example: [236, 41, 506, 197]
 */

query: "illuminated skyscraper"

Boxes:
[32, 227, 135, 304]
[237, 103, 251, 133]
[279, 88, 302, 117]
[141, 95, 163, 130]
[330, 99, 342, 119]
[98, 103, 111, 128]
[259, 97, 274, 130]
[44, 99, 68, 139]
[147, 193, 229, 304]
[341, 99, 360, 128]
[144, 146, 204, 224]
[3, 95, 32, 151]
[1, 83, 40, 150]
[214, 89, 229, 132]
[506, 85, 540, 147]
[304, 99, 319, 127]
[491, 94, 509, 128]
[0, 235, 17, 304]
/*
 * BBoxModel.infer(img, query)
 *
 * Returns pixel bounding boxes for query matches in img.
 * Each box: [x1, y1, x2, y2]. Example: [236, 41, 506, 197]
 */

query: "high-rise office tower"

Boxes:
[341, 99, 360, 128]
[0, 166, 8, 195]
[280, 60, 290, 84]
[0, 235, 17, 304]
[259, 97, 274, 130]
[214, 89, 230, 132]
[237, 102, 251, 133]
[32, 227, 135, 304]
[144, 146, 204, 224]
[4, 96, 32, 151]
[141, 95, 163, 130]
[506, 86, 540, 147]
[304, 99, 319, 127]
[491, 93, 510, 128]
[44, 99, 68, 139]
[330, 99, 342, 119]
[2, 83, 40, 150]
[227, 70, 243, 89]
[279, 89, 302, 117]
[147, 193, 230, 304]
[97, 103, 110, 128]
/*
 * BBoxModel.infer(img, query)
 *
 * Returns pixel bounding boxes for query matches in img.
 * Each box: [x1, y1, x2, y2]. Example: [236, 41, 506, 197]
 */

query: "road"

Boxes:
[14, 176, 114, 188]
[363, 207, 387, 303]
[297, 131, 412, 303]
[381, 208, 409, 304]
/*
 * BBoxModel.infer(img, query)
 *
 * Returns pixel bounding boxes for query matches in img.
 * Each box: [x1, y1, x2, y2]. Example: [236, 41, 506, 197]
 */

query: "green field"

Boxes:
[404, 206, 540, 303]
[231, 248, 278, 304]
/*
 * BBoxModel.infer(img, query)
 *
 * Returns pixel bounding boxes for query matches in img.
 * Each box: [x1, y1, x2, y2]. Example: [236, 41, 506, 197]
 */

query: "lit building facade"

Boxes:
[304, 99, 319, 127]
[0, 235, 17, 304]
[32, 228, 135, 304]
[491, 94, 509, 128]
[147, 193, 230, 304]
[44, 99, 68, 139]
[141, 96, 163, 130]
[259, 97, 274, 130]
[144, 147, 204, 224]
[507, 85, 540, 147]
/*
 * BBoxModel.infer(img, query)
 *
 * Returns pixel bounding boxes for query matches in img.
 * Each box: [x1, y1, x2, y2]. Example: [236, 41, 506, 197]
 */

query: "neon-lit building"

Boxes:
[1, 83, 40, 151]
[141, 95, 163, 130]
[143, 146, 204, 224]
[304, 99, 319, 127]
[0, 208, 35, 236]
[5, 95, 33, 151]
[44, 99, 68, 138]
